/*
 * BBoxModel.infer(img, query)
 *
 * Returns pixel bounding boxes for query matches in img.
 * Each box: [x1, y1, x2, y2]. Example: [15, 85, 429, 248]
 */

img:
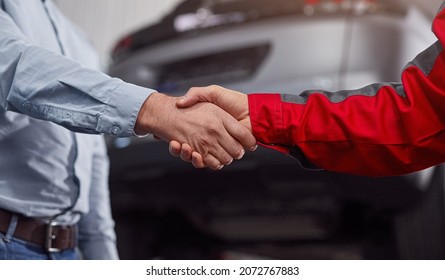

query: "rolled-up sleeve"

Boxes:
[0, 9, 153, 137]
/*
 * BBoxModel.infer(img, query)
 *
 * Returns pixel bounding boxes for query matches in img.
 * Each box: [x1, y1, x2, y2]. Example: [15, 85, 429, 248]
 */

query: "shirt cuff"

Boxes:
[97, 82, 155, 137]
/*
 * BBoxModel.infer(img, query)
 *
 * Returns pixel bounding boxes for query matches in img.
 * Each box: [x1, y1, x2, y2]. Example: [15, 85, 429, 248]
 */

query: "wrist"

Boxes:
[134, 92, 163, 135]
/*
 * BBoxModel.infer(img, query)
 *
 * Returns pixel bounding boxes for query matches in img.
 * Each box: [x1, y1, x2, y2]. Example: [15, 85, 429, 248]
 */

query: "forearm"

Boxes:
[0, 9, 153, 137]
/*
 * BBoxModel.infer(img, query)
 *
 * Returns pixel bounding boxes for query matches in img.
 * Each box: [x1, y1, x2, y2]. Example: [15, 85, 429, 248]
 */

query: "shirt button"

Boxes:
[111, 125, 121, 135]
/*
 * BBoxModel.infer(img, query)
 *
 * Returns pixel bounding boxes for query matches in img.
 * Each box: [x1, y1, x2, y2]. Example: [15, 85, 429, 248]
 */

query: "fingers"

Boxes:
[180, 143, 193, 162]
[170, 140, 257, 170]
[169, 141, 181, 156]
[202, 153, 225, 170]
[200, 140, 233, 167]
[191, 152, 205, 168]
[223, 115, 257, 152]
[166, 94, 255, 170]
[170, 141, 227, 170]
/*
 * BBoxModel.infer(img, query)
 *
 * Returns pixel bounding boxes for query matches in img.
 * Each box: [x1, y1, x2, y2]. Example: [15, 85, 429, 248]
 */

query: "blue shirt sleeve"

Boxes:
[0, 9, 154, 137]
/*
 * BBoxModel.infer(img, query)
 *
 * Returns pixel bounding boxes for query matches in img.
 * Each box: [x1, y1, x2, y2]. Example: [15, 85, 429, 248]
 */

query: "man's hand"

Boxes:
[168, 85, 257, 168]
[135, 92, 256, 170]
[177, 85, 252, 131]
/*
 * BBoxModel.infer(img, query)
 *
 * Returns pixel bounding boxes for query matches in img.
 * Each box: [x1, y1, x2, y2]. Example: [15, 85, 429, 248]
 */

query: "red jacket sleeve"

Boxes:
[248, 4, 445, 177]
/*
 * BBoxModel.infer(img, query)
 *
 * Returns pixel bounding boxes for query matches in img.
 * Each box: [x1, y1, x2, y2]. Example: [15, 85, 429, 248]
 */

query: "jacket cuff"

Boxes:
[248, 93, 289, 145]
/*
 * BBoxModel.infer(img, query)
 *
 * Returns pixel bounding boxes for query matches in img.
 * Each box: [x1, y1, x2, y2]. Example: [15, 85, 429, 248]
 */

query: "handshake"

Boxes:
[133, 78, 443, 177]
[135, 85, 256, 170]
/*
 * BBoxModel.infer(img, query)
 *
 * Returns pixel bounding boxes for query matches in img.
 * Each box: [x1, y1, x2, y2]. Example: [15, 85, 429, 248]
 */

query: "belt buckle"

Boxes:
[45, 221, 61, 253]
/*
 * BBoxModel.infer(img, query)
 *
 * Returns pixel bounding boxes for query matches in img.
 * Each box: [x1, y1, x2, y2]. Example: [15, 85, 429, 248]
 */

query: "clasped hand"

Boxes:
[135, 85, 255, 170]
[169, 85, 255, 169]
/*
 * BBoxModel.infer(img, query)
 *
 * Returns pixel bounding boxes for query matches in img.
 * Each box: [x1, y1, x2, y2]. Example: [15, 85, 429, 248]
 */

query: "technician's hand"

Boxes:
[135, 92, 256, 170]
[179, 85, 252, 130]
[168, 85, 257, 168]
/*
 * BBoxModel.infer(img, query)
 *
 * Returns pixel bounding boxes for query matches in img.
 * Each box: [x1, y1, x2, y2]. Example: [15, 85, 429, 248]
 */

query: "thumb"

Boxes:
[176, 87, 215, 108]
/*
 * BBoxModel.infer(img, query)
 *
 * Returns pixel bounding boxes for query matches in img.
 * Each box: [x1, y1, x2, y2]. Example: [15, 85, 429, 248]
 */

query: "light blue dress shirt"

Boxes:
[0, 0, 154, 259]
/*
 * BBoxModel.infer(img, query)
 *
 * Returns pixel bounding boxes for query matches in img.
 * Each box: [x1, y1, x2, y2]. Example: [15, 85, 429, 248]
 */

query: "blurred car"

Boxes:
[107, 0, 445, 259]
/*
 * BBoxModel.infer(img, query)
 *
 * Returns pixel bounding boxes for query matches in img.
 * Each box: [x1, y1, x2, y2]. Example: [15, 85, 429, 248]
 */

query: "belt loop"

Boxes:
[3, 214, 19, 243]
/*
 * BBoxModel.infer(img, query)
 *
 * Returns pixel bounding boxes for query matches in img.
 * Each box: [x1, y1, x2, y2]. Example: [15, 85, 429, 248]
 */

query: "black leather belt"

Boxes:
[0, 208, 77, 253]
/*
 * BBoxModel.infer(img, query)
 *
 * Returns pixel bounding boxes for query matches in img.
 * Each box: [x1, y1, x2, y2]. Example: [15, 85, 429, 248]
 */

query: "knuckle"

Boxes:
[209, 84, 221, 92]
[205, 124, 220, 136]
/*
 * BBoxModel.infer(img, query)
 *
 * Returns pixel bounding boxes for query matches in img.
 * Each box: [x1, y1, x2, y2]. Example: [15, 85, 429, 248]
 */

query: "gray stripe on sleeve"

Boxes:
[281, 82, 405, 105]
[405, 40, 443, 76]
